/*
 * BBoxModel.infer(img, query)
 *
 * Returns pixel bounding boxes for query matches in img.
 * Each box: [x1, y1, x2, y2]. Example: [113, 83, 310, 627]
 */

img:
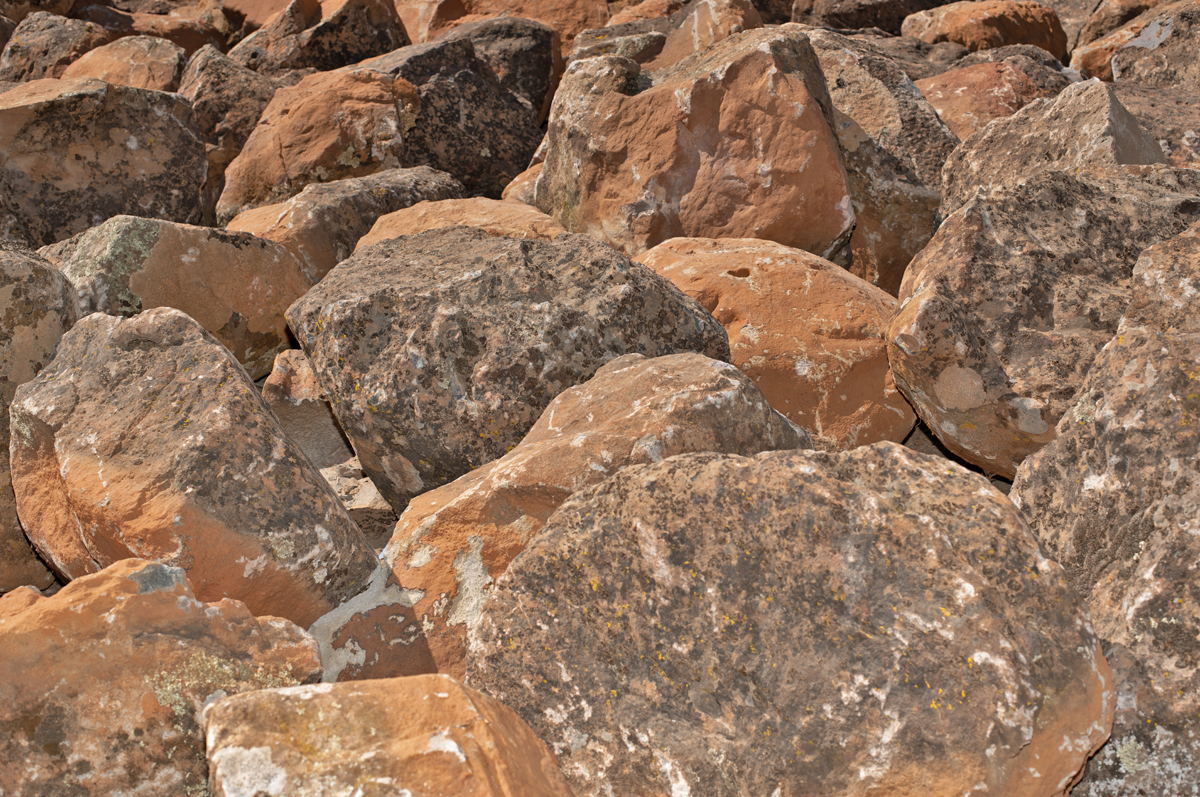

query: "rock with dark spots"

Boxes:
[8, 307, 379, 627]
[0, 558, 321, 797]
[940, 79, 1166, 218]
[262, 349, 354, 469]
[567, 13, 671, 65]
[842, 30, 969, 80]
[915, 60, 1049, 141]
[1123, 219, 1200, 332]
[354, 197, 566, 251]
[227, 167, 465, 282]
[1039, 0, 1102, 49]
[792, 0, 950, 35]
[901, 0, 1069, 62]
[285, 226, 730, 514]
[408, 0, 609, 56]
[1069, 0, 1195, 82]
[605, 0, 686, 25]
[637, 0, 764, 72]
[0, 0, 68, 23]
[1112, 81, 1200, 167]
[60, 34, 187, 91]
[888, 166, 1200, 478]
[0, 12, 111, 81]
[466, 443, 1113, 797]
[72, 4, 226, 55]
[1078, 0, 1163, 45]
[950, 43, 1076, 96]
[0, 15, 13, 51]
[0, 77, 208, 247]
[310, 352, 807, 682]
[319, 458, 396, 550]
[0, 245, 75, 593]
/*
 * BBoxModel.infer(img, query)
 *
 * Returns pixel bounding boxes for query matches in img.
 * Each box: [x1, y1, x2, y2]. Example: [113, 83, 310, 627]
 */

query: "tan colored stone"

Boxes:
[76, 4, 226, 55]
[902, 0, 1069, 61]
[1112, 81, 1200, 167]
[61, 34, 187, 91]
[0, 12, 111, 82]
[916, 60, 1047, 140]
[355, 197, 566, 251]
[1070, 0, 1195, 83]
[224, 0, 294, 29]
[319, 457, 396, 549]
[501, 161, 541, 205]
[607, 0, 685, 25]
[263, 349, 354, 469]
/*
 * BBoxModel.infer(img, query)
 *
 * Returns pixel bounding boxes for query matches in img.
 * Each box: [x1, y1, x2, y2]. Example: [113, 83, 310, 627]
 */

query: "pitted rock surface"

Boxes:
[466, 443, 1113, 797]
[0, 558, 321, 797]
[60, 34, 187, 91]
[566, 14, 670, 65]
[354, 197, 567, 251]
[841, 31, 970, 81]
[1112, 81, 1200, 167]
[403, 0, 607, 55]
[915, 60, 1048, 141]
[0, 12, 111, 81]
[8, 307, 378, 627]
[1069, 0, 1195, 81]
[286, 226, 730, 513]
[74, 5, 226, 55]
[1078, 0, 1164, 46]
[1040, 0, 1101, 48]
[792, 0, 951, 35]
[638, 0, 764, 73]
[901, 0, 1069, 61]
[262, 349, 354, 470]
[1122, 217, 1200, 332]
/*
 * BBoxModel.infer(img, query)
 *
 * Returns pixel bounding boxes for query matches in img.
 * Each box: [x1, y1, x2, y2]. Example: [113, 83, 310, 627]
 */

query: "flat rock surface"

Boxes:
[60, 34, 187, 91]
[355, 197, 567, 251]
[901, 0, 1069, 61]
[262, 349, 354, 470]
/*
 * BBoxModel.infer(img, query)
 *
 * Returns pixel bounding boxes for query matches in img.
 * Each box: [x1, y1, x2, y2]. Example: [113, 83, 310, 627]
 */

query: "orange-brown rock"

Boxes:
[0, 12, 111, 81]
[915, 60, 1047, 140]
[607, 0, 685, 25]
[1078, 0, 1162, 44]
[397, 0, 607, 54]
[642, 0, 763, 71]
[901, 0, 1069, 61]
[1070, 0, 1196, 83]
[0, 558, 322, 797]
[0, 0, 69, 23]
[792, 0, 953, 35]
[223, 0, 293, 29]
[263, 349, 354, 469]
[355, 197, 566, 251]
[75, 4, 226, 54]
[60, 34, 187, 91]
[203, 674, 577, 797]
[8, 307, 379, 627]
[501, 161, 540, 205]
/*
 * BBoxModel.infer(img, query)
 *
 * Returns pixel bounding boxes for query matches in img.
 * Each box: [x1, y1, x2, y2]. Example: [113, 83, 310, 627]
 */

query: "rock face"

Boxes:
[0, 245, 75, 593]
[901, 0, 1069, 62]
[75, 5, 226, 55]
[60, 34, 187, 91]
[319, 457, 396, 549]
[286, 226, 730, 513]
[8, 307, 378, 628]
[0, 77, 208, 247]
[641, 0, 764, 71]
[204, 674, 577, 797]
[0, 12, 111, 82]
[398, 0, 607, 55]
[467, 443, 1114, 797]
[311, 352, 807, 682]
[915, 60, 1048, 140]
[1112, 82, 1200, 167]
[262, 349, 354, 470]
[0, 558, 322, 797]
[844, 30, 970, 81]
[888, 166, 1200, 479]
[1069, 0, 1196, 82]
[355, 197, 567, 251]
[638, 238, 915, 449]
[792, 0, 949, 35]
[1078, 0, 1163, 46]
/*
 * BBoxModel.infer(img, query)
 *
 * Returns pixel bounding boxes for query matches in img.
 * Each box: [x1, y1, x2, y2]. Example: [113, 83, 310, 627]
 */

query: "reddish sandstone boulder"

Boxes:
[60, 34, 187, 91]
[1070, 0, 1198, 83]
[901, 0, 1069, 61]
[642, 0, 763, 71]
[0, 0, 69, 23]
[1078, 0, 1162, 45]
[0, 12, 111, 81]
[262, 349, 354, 469]
[501, 162, 540, 205]
[74, 4, 226, 54]
[355, 197, 566, 251]
[915, 60, 1047, 140]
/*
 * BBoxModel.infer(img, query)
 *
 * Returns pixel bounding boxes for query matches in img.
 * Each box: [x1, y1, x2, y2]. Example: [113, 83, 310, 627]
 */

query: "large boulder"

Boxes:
[1039, 0, 1103, 49]
[285, 226, 730, 513]
[840, 30, 971, 81]
[792, 0, 952, 35]
[915, 60, 1050, 140]
[901, 0, 1069, 61]
[1077, 0, 1164, 45]
[0, 559, 322, 797]
[73, 4, 226, 55]
[354, 197, 566, 251]
[0, 0, 70, 23]
[396, 0, 607, 55]
[1070, 0, 1199, 85]
[8, 307, 379, 628]
[60, 34, 187, 91]
[0, 11, 111, 81]
[1112, 81, 1200, 167]
[467, 443, 1113, 797]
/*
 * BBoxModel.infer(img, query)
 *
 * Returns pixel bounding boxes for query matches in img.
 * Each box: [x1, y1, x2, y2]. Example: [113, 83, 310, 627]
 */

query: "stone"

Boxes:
[285, 226, 730, 513]
[792, 0, 949, 35]
[8, 307, 379, 627]
[1039, 0, 1102, 49]
[1112, 81, 1200, 167]
[0, 0, 69, 23]
[263, 349, 355, 469]
[949, 42, 1076, 95]
[915, 60, 1048, 140]
[901, 0, 1069, 62]
[0, 244, 75, 593]
[466, 443, 1114, 797]
[0, 558, 322, 797]
[227, 166, 465, 282]
[842, 30, 970, 81]
[566, 17, 670, 65]
[535, 27, 855, 261]
[355, 197, 566, 251]
[940, 78, 1166, 218]
[319, 457, 396, 550]
[75, 4, 227, 55]
[888, 166, 1200, 479]
[0, 77, 208, 247]
[0, 12, 111, 82]
[311, 352, 807, 682]
[1069, 0, 1195, 82]
[606, 0, 685, 25]
[60, 34, 187, 91]
[0, 15, 13, 52]
[203, 674, 576, 797]
[224, 0, 293, 30]
[637, 238, 915, 449]
[642, 0, 764, 71]
[400, 0, 608, 55]
[1078, 0, 1163, 45]
[501, 161, 540, 205]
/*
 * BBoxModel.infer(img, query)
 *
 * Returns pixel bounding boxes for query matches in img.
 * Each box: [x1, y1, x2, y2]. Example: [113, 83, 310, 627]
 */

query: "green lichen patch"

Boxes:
[149, 650, 301, 726]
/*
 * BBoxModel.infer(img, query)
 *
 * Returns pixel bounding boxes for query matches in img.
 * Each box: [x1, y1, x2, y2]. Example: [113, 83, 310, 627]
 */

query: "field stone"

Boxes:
[842, 31, 970, 81]
[8, 307, 378, 628]
[354, 197, 566, 251]
[1112, 82, 1200, 167]
[74, 5, 226, 55]
[0, 0, 70, 23]
[951, 44, 1076, 96]
[1078, 0, 1163, 45]
[901, 0, 1069, 61]
[1069, 0, 1195, 81]
[792, 0, 953, 35]
[262, 349, 354, 469]
[285, 226, 730, 514]
[466, 443, 1114, 797]
[319, 458, 396, 550]
[60, 34, 187, 91]
[0, 12, 111, 82]
[1040, 0, 1102, 49]
[638, 0, 764, 72]
[915, 60, 1048, 141]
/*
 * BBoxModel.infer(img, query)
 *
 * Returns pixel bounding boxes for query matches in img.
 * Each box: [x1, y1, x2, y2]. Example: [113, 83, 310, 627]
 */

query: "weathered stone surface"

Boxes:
[0, 244, 75, 593]
[1112, 81, 1200, 167]
[263, 349, 354, 469]
[204, 674, 577, 797]
[642, 0, 763, 71]
[355, 197, 566, 251]
[75, 4, 227, 55]
[843, 30, 969, 81]
[312, 352, 806, 682]
[941, 79, 1165, 218]
[227, 166, 465, 282]
[566, 17, 670, 65]
[467, 443, 1113, 797]
[792, 0, 948, 35]
[1069, 0, 1195, 81]
[1039, 0, 1101, 49]
[286, 226, 730, 513]
[500, 161, 540, 205]
[8, 307, 378, 627]
[0, 558, 322, 797]
[951, 43, 1076, 95]
[60, 34, 187, 91]
[1122, 218, 1200, 333]
[638, 238, 915, 449]
[606, 0, 685, 25]
[319, 457, 396, 549]
[0, 0, 69, 23]
[889, 166, 1200, 478]
[0, 12, 111, 82]
[224, 0, 293, 30]
[536, 27, 855, 261]
[0, 15, 13, 52]
[901, 0, 1069, 61]
[1078, 0, 1163, 45]
[402, 0, 607, 55]
[916, 60, 1048, 140]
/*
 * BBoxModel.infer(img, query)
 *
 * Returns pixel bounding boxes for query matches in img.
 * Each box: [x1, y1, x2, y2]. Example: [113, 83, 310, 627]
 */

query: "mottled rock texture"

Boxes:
[639, 0, 764, 72]
[8, 307, 378, 627]
[75, 4, 226, 55]
[1112, 81, 1200, 167]
[1078, 0, 1163, 46]
[915, 60, 1048, 141]
[843, 30, 969, 81]
[1041, 0, 1101, 48]
[467, 443, 1113, 797]
[262, 349, 354, 470]
[1071, 0, 1199, 84]
[60, 34, 186, 91]
[319, 457, 396, 550]
[0, 0, 70, 23]
[0, 11, 111, 81]
[792, 0, 949, 35]
[0, 559, 322, 797]
[901, 0, 1069, 61]
[397, 0, 607, 54]
[355, 197, 566, 251]
[952, 43, 1076, 96]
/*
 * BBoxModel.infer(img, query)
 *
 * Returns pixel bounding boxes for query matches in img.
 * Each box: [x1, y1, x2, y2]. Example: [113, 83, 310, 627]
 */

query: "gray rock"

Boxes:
[0, 12, 110, 82]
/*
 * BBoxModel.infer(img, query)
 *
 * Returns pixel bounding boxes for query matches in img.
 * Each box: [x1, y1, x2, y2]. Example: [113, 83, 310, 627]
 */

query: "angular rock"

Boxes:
[0, 12, 111, 82]
[1112, 81, 1200, 167]
[74, 4, 226, 55]
[60, 34, 187, 91]
[1069, 0, 1195, 82]
[0, 558, 321, 797]
[319, 457, 396, 549]
[901, 0, 1069, 61]
[642, 0, 763, 71]
[405, 0, 608, 55]
[355, 197, 566, 251]
[8, 307, 378, 627]
[916, 60, 1048, 140]
[467, 443, 1113, 797]
[606, 0, 685, 26]
[312, 352, 806, 681]
[793, 0, 948, 34]
[951, 42, 1076, 95]
[262, 349, 354, 469]
[566, 17, 670, 65]
[1078, 0, 1163, 45]
[1039, 0, 1102, 49]
[842, 29, 970, 81]
[0, 77, 208, 247]
[501, 161, 540, 205]
[224, 0, 293, 30]
[0, 244, 75, 593]
[286, 226, 730, 513]
[1123, 217, 1200, 333]
[536, 27, 855, 261]
[0, 0, 69, 23]
[203, 675, 576, 797]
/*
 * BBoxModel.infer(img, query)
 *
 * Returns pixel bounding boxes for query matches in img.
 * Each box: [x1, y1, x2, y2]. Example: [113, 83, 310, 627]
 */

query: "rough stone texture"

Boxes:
[263, 349, 354, 470]
[0, 0, 69, 23]
[0, 77, 208, 247]
[286, 226, 730, 514]
[916, 60, 1048, 140]
[607, 0, 685, 25]
[501, 161, 540, 205]
[8, 307, 379, 628]
[227, 166, 465, 282]
[901, 0, 1069, 61]
[319, 457, 396, 550]
[843, 30, 970, 81]
[224, 0, 293, 29]
[637, 238, 915, 449]
[0, 15, 13, 52]
[311, 352, 807, 682]
[355, 197, 567, 251]
[60, 34, 187, 91]
[466, 443, 1113, 797]
[203, 674, 577, 797]
[951, 43, 1076, 96]
[640, 0, 764, 71]
[1040, 0, 1102, 49]
[74, 4, 227, 55]
[566, 17, 670, 65]
[888, 166, 1200, 479]
[792, 0, 950, 34]
[1112, 81, 1200, 167]
[0, 244, 75, 593]
[0, 12, 111, 82]
[535, 27, 855, 262]
[940, 78, 1166, 218]
[0, 558, 321, 797]
[1078, 0, 1163, 45]
[1069, 0, 1195, 82]
[398, 0, 608, 55]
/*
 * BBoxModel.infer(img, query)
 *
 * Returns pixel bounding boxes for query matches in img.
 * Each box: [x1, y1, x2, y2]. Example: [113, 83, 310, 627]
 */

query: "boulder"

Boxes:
[285, 226, 730, 513]
[637, 238, 915, 449]
[60, 34, 187, 91]
[262, 349, 354, 470]
[397, 0, 608, 55]
[203, 675, 576, 797]
[73, 4, 226, 55]
[915, 60, 1049, 140]
[1112, 81, 1200, 167]
[535, 27, 855, 261]
[951, 43, 1076, 95]
[792, 0, 952, 34]
[0, 12, 111, 82]
[606, 0, 685, 25]
[224, 0, 293, 29]
[1078, 0, 1163, 45]
[310, 352, 807, 682]
[0, 77, 208, 247]
[901, 0, 1069, 61]
[641, 0, 764, 71]
[355, 197, 566, 251]
[8, 307, 379, 627]
[566, 17, 671, 65]
[467, 443, 1113, 797]
[1069, 0, 1196, 82]
[0, 0, 69, 23]
[319, 457, 396, 549]
[841, 30, 970, 81]
[0, 558, 321, 797]
[501, 161, 540, 205]
[0, 244, 75, 593]
[1039, 0, 1103, 49]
